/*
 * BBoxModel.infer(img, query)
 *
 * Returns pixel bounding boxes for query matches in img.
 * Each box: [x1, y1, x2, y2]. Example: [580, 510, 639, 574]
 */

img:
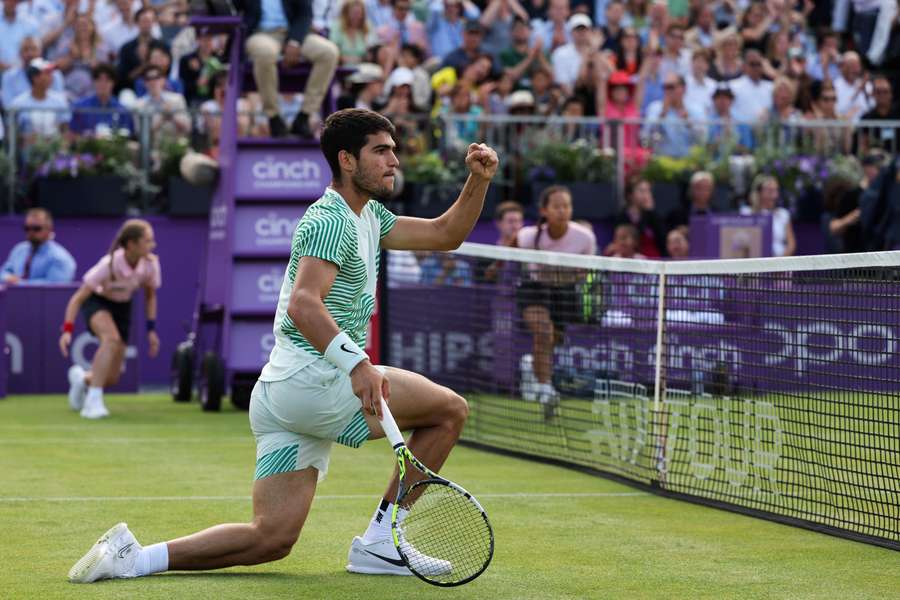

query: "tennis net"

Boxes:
[383, 244, 900, 550]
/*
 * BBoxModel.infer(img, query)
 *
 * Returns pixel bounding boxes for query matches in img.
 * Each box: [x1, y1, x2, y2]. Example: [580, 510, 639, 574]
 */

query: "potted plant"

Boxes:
[155, 134, 214, 216]
[401, 151, 470, 218]
[525, 138, 617, 220]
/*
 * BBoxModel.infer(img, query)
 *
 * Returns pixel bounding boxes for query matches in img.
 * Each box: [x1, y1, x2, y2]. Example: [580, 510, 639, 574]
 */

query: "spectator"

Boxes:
[666, 225, 690, 258]
[806, 28, 840, 82]
[731, 48, 774, 124]
[600, 1, 624, 53]
[641, 0, 669, 50]
[669, 170, 717, 229]
[199, 72, 254, 157]
[239, 0, 339, 138]
[133, 45, 184, 96]
[612, 177, 665, 256]
[707, 82, 754, 153]
[365, 0, 393, 28]
[10, 58, 71, 139]
[741, 174, 795, 257]
[550, 14, 599, 95]
[516, 185, 596, 418]
[480, 0, 528, 57]
[823, 174, 864, 254]
[760, 76, 802, 147]
[0, 0, 37, 72]
[642, 73, 705, 157]
[833, 51, 873, 121]
[117, 7, 165, 92]
[860, 75, 900, 153]
[69, 63, 135, 136]
[56, 14, 114, 102]
[375, 0, 429, 56]
[442, 83, 483, 151]
[684, 47, 715, 116]
[532, 0, 571, 52]
[598, 69, 644, 167]
[784, 46, 814, 112]
[612, 26, 641, 74]
[530, 65, 562, 115]
[1, 207, 76, 285]
[709, 27, 742, 81]
[684, 4, 715, 50]
[763, 28, 790, 77]
[603, 223, 646, 258]
[132, 64, 190, 138]
[443, 19, 500, 77]
[658, 24, 689, 80]
[419, 252, 474, 286]
[330, 0, 375, 65]
[338, 62, 385, 110]
[178, 28, 225, 106]
[398, 43, 431, 110]
[494, 200, 524, 246]
[427, 0, 477, 61]
[500, 17, 550, 88]
[739, 0, 773, 54]
[637, 46, 663, 113]
[805, 80, 851, 154]
[100, 0, 158, 56]
[1, 36, 64, 108]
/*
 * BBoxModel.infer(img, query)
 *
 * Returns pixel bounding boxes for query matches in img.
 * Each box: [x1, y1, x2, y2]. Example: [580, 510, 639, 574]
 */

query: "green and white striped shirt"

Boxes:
[259, 188, 397, 382]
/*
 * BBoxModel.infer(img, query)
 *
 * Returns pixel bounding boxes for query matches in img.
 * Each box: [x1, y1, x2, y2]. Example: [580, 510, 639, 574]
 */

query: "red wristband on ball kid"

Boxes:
[62, 321, 74, 334]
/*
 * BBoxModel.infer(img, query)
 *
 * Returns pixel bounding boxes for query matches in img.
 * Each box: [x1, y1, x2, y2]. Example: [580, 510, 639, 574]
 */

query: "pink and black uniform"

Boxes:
[80, 248, 162, 340]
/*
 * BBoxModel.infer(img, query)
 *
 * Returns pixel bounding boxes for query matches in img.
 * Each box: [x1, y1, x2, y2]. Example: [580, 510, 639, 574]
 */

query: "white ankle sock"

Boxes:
[363, 499, 393, 542]
[133, 543, 169, 577]
[86, 387, 103, 406]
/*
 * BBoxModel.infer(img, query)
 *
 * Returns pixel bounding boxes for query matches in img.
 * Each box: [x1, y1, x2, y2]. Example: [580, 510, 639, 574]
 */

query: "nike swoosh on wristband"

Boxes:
[340, 344, 358, 354]
[363, 549, 407, 567]
[117, 542, 135, 559]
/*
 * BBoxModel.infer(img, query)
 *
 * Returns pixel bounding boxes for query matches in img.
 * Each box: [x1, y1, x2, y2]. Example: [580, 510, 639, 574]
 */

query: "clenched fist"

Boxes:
[465, 143, 499, 181]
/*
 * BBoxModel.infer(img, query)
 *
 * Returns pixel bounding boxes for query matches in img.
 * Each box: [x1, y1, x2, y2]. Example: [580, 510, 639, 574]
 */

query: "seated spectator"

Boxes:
[731, 49, 773, 124]
[199, 72, 255, 158]
[330, 0, 376, 65]
[668, 170, 717, 229]
[500, 17, 550, 89]
[338, 62, 385, 110]
[707, 82, 754, 153]
[241, 0, 339, 137]
[69, 63, 135, 135]
[1, 207, 76, 285]
[100, 0, 160, 56]
[550, 14, 597, 96]
[684, 5, 714, 51]
[740, 174, 795, 257]
[738, 0, 772, 55]
[375, 0, 429, 56]
[611, 26, 641, 75]
[133, 44, 184, 96]
[419, 252, 473, 286]
[833, 51, 873, 121]
[642, 73, 705, 157]
[658, 24, 689, 81]
[530, 66, 562, 116]
[386, 249, 422, 287]
[442, 83, 483, 151]
[859, 75, 900, 154]
[398, 43, 431, 110]
[1, 36, 64, 108]
[598, 69, 644, 169]
[806, 28, 840, 82]
[443, 19, 500, 78]
[132, 65, 190, 137]
[709, 27, 743, 82]
[784, 46, 813, 113]
[10, 58, 71, 139]
[532, 0, 571, 52]
[666, 225, 690, 258]
[481, 200, 523, 283]
[823, 175, 864, 254]
[759, 76, 802, 148]
[0, 0, 38, 71]
[480, 0, 526, 57]
[117, 8, 166, 92]
[56, 14, 115, 102]
[603, 223, 646, 258]
[427, 0, 480, 61]
[613, 177, 665, 257]
[366, 0, 394, 29]
[600, 1, 625, 53]
[179, 27, 225, 106]
[804, 80, 851, 154]
[637, 45, 663, 113]
[684, 48, 715, 116]
[763, 29, 790, 77]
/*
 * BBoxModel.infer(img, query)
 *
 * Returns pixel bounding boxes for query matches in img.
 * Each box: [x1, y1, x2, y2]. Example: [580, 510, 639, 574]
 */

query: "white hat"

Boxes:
[506, 90, 535, 109]
[567, 14, 592, 32]
[385, 67, 414, 95]
[347, 63, 384, 84]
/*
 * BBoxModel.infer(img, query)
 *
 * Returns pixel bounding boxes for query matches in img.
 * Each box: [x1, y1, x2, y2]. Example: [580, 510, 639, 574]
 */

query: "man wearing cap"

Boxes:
[442, 18, 500, 77]
[427, 0, 480, 60]
[1, 36, 64, 109]
[238, 0, 339, 138]
[707, 82, 753, 151]
[9, 57, 70, 139]
[551, 13, 599, 95]
[338, 63, 385, 110]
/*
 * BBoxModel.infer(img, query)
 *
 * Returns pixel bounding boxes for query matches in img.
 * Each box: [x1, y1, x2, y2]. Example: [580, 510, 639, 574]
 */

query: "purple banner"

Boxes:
[232, 262, 285, 313]
[3, 285, 139, 393]
[235, 148, 330, 200]
[0, 286, 6, 398]
[233, 205, 307, 256]
[228, 320, 274, 371]
[690, 213, 773, 258]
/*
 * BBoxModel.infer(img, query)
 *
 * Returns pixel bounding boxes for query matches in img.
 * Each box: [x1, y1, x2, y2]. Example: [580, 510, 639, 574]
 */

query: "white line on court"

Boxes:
[0, 492, 648, 502]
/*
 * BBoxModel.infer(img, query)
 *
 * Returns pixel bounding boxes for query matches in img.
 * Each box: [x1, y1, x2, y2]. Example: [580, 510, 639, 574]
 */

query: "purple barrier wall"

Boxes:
[0, 285, 6, 398]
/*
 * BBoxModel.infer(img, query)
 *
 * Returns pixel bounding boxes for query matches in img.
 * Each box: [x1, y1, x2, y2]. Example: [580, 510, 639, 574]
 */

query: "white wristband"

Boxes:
[324, 331, 369, 374]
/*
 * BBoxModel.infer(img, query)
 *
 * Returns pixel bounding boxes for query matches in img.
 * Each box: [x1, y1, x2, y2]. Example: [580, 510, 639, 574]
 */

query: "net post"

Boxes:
[651, 270, 667, 487]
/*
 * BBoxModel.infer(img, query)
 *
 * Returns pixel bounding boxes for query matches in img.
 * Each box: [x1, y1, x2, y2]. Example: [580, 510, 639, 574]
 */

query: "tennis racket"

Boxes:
[379, 399, 494, 587]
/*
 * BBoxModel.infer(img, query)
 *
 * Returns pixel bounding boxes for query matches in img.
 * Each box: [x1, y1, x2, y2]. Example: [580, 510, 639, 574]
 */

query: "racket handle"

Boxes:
[379, 398, 405, 449]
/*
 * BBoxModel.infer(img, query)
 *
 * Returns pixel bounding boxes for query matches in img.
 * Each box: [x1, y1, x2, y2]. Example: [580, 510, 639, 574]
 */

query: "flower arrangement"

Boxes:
[526, 138, 616, 183]
[403, 151, 467, 184]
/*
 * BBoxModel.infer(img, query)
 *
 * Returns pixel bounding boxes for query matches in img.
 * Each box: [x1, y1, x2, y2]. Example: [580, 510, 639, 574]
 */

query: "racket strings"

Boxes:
[398, 482, 492, 583]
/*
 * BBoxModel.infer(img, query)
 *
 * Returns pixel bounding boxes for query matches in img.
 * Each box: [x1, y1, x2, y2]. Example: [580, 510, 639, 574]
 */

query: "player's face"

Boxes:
[351, 131, 399, 200]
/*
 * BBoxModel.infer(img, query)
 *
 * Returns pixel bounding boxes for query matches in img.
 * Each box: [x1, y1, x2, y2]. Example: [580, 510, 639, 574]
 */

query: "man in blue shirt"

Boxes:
[1, 36, 65, 109]
[70, 63, 135, 135]
[1, 207, 76, 284]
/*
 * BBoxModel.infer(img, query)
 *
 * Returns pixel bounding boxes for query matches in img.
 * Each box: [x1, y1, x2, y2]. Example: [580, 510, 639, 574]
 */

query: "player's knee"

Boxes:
[252, 522, 299, 562]
[98, 332, 122, 346]
[445, 391, 468, 430]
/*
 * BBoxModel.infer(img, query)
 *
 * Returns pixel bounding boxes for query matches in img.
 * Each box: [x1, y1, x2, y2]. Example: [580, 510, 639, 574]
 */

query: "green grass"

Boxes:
[1, 394, 898, 599]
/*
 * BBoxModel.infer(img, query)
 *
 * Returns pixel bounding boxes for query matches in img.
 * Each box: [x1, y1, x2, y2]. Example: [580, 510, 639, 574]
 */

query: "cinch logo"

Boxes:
[252, 156, 321, 181]
[254, 212, 297, 241]
[257, 269, 282, 296]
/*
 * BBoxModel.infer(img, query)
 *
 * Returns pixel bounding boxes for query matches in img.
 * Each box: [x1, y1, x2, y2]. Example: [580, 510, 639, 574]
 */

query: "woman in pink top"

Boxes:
[598, 70, 648, 173]
[516, 186, 596, 420]
[58, 219, 162, 419]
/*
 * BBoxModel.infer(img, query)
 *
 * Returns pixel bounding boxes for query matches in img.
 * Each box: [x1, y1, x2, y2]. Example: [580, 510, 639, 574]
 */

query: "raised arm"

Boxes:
[382, 143, 499, 251]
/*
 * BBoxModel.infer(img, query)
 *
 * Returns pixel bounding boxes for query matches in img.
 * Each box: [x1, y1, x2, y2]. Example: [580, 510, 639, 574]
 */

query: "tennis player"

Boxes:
[59, 219, 161, 419]
[67, 108, 499, 582]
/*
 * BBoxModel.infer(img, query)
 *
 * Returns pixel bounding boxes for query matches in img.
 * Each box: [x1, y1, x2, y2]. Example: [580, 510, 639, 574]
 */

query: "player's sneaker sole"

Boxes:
[68, 522, 128, 583]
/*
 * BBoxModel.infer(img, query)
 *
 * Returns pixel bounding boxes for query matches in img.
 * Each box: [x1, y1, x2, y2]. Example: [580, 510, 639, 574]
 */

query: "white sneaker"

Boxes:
[67, 365, 87, 411]
[68, 522, 142, 583]
[346, 536, 451, 577]
[80, 401, 110, 420]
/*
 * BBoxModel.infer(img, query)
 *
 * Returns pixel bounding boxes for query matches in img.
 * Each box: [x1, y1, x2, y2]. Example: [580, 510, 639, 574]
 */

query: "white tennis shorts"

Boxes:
[249, 359, 385, 481]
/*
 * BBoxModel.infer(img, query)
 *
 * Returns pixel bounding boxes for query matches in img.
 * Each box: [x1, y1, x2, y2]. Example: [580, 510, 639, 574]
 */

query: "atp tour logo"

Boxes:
[256, 268, 282, 303]
[251, 155, 323, 189]
[254, 212, 298, 247]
